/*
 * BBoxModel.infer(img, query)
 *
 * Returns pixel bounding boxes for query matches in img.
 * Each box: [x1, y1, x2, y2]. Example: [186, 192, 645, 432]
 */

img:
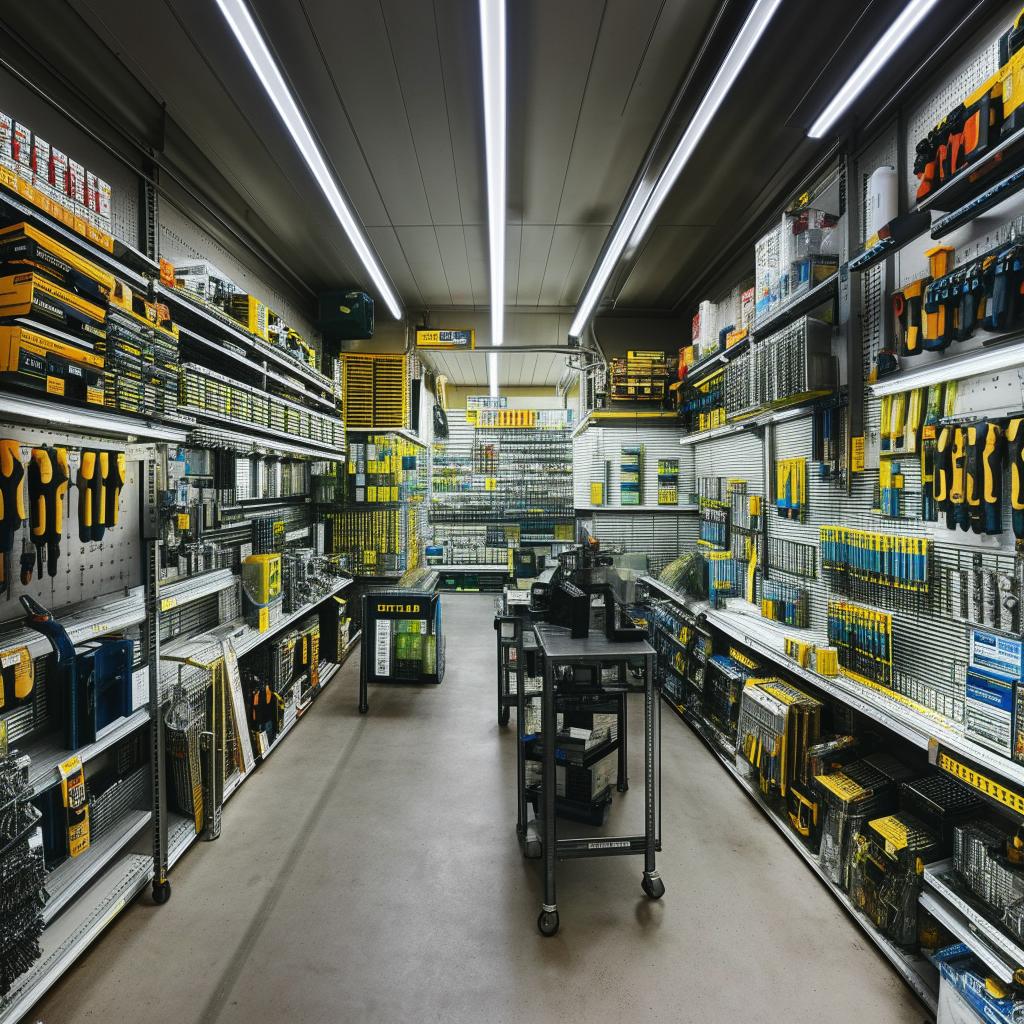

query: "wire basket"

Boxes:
[164, 680, 208, 827]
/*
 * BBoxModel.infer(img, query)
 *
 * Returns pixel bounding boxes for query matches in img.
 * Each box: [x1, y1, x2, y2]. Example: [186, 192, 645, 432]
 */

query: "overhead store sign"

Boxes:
[415, 328, 475, 350]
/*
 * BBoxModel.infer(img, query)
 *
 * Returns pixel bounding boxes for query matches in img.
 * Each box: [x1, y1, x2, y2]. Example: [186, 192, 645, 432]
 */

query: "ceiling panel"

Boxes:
[516, 225, 555, 306]
[395, 226, 451, 306]
[434, 226, 475, 307]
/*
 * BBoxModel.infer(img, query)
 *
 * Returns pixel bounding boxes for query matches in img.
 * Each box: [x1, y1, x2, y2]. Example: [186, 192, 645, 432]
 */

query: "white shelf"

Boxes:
[663, 695, 938, 1012]
[432, 563, 511, 572]
[158, 285, 335, 394]
[158, 568, 236, 613]
[167, 810, 199, 869]
[0, 853, 152, 1024]
[345, 426, 428, 448]
[678, 403, 812, 446]
[214, 577, 353, 658]
[871, 336, 1024, 396]
[0, 392, 188, 443]
[919, 891, 1016, 984]
[0, 185, 155, 287]
[43, 809, 152, 925]
[0, 585, 146, 662]
[177, 326, 337, 411]
[575, 505, 698, 513]
[642, 575, 1024, 789]
[177, 405, 345, 462]
[924, 859, 1024, 978]
[22, 707, 151, 798]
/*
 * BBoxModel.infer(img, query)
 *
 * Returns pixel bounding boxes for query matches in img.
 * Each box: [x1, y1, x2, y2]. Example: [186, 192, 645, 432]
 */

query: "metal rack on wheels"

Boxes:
[525, 624, 662, 935]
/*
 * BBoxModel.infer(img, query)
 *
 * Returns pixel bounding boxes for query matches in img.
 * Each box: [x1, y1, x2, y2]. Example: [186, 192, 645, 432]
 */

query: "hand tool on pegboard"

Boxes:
[0, 440, 24, 598]
[25, 446, 68, 592]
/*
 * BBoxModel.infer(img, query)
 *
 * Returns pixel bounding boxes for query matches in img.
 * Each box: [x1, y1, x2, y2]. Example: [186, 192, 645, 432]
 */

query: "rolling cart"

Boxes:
[529, 623, 662, 936]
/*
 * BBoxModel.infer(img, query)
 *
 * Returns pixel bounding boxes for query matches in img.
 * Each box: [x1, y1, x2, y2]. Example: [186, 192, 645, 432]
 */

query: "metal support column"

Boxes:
[144, 447, 170, 904]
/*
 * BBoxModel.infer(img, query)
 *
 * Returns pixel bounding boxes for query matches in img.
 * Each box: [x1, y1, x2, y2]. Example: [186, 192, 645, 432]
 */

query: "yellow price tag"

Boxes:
[176, 513, 190, 530]
[160, 597, 178, 612]
[851, 436, 865, 472]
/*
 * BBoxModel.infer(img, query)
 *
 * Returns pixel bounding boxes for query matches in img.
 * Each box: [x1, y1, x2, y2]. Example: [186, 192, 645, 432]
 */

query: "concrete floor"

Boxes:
[32, 594, 929, 1024]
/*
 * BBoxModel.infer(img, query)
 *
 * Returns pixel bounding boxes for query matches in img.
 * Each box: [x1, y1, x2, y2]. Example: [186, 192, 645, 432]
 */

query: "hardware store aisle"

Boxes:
[33, 595, 925, 1024]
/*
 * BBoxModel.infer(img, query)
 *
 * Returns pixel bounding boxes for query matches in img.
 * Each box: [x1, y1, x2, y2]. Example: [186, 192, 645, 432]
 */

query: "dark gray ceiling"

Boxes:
[0, 0, 999, 388]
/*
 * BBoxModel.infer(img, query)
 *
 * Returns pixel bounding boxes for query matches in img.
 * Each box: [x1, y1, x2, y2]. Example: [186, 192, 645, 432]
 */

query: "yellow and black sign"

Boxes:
[936, 749, 1024, 818]
[415, 329, 475, 350]
[376, 602, 422, 615]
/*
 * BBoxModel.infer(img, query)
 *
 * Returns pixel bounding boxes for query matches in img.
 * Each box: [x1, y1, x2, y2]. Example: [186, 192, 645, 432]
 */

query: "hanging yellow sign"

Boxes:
[415, 329, 475, 350]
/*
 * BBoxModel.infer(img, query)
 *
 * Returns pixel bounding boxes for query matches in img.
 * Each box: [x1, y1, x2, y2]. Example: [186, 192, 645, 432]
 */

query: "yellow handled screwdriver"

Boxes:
[0, 440, 25, 598]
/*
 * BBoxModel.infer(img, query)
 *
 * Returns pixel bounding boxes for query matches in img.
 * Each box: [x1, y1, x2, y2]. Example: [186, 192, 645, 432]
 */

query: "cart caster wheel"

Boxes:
[358, 705, 368, 715]
[152, 880, 172, 905]
[641, 873, 665, 900]
[617, 781, 629, 793]
[537, 909, 559, 936]
[499, 706, 510, 727]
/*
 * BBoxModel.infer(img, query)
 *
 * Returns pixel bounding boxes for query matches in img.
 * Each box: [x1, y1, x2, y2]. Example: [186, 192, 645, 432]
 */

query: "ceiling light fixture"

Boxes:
[568, 0, 782, 338]
[214, 0, 403, 319]
[479, 0, 506, 392]
[808, 0, 941, 138]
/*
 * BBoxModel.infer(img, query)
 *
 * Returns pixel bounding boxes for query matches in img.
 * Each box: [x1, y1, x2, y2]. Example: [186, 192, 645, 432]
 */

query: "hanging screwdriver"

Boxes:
[103, 450, 126, 531]
[77, 449, 103, 543]
[1006, 417, 1024, 540]
[0, 440, 25, 598]
[27, 446, 69, 580]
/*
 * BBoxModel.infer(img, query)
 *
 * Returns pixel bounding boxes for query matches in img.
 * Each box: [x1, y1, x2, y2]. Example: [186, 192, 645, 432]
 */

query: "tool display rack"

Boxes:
[0, 94, 357, 1021]
[317, 428, 429, 579]
[428, 412, 574, 551]
[358, 586, 444, 713]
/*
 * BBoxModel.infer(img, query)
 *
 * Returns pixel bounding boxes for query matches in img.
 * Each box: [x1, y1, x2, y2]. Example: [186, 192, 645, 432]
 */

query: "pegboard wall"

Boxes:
[0, 65, 140, 246]
[0, 425, 145, 624]
[903, 5, 1006, 208]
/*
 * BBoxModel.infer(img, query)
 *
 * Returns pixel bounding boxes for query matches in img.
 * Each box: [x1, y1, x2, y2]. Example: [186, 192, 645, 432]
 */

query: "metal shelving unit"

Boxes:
[0, 854, 153, 1024]
[42, 810, 153, 926]
[642, 575, 1024, 782]
[660, 692, 939, 1011]
[23, 709, 151, 798]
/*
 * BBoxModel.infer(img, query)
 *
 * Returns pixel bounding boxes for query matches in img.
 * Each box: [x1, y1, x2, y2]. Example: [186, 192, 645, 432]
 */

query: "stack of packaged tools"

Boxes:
[913, 7, 1024, 203]
[104, 283, 179, 416]
[954, 821, 1024, 941]
[735, 677, 822, 801]
[816, 753, 916, 890]
[0, 751, 46, 996]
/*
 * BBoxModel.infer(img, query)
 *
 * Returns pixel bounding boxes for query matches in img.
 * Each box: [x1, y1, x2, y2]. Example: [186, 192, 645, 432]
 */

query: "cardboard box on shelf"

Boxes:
[0, 112, 12, 168]
[13, 123, 32, 183]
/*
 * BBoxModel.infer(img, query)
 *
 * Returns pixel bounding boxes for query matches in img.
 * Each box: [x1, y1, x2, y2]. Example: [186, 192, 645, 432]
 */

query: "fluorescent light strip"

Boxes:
[808, 0, 940, 138]
[479, 0, 507, 358]
[215, 0, 403, 320]
[569, 0, 782, 338]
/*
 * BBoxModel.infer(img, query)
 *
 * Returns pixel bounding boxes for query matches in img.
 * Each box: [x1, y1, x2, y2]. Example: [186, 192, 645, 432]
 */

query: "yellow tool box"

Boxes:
[0, 271, 106, 341]
[0, 222, 115, 303]
[242, 553, 282, 603]
[0, 324, 104, 403]
[228, 293, 270, 340]
[242, 553, 283, 632]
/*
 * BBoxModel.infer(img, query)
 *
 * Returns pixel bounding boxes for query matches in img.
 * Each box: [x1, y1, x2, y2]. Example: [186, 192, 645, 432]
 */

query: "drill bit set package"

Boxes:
[953, 821, 1024, 942]
[735, 677, 821, 801]
[848, 811, 941, 947]
[816, 753, 916, 889]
